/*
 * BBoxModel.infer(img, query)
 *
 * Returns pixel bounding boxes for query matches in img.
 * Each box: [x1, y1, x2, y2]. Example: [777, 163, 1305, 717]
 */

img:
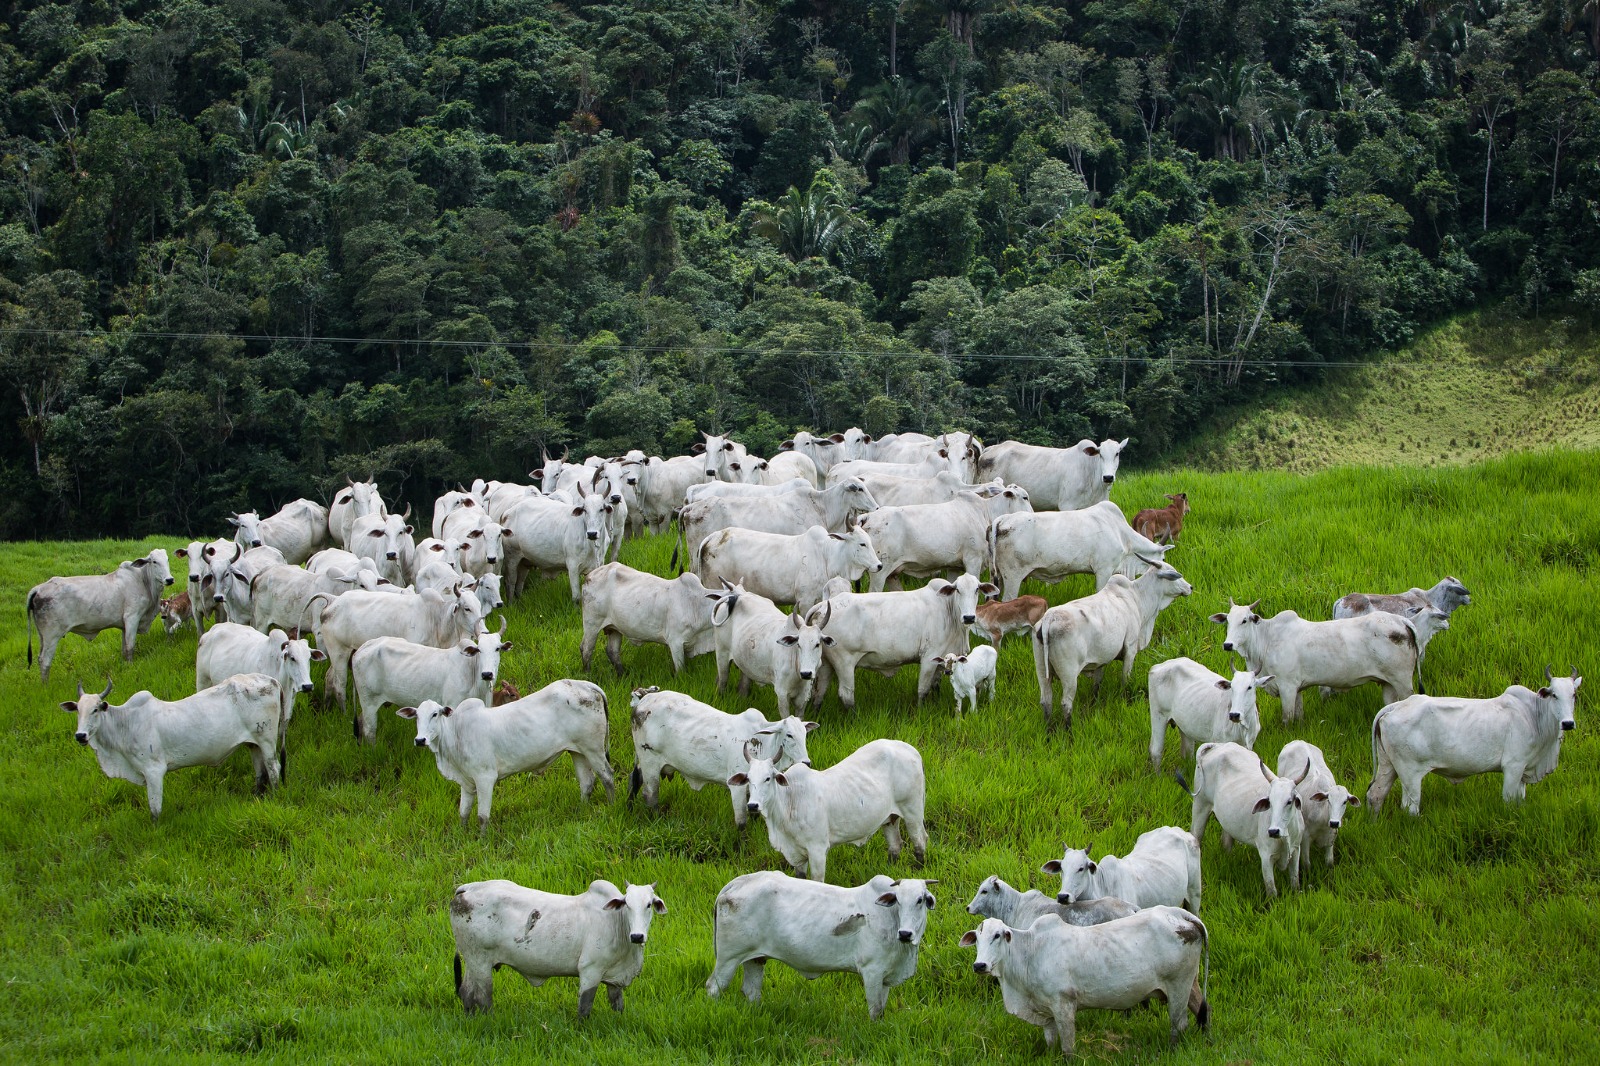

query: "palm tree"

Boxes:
[852, 77, 939, 165]
[1177, 60, 1264, 162]
[750, 174, 856, 262]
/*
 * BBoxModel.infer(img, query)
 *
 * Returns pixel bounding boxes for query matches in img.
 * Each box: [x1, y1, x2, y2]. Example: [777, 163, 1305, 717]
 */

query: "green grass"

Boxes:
[3, 451, 1598, 1064]
[1164, 311, 1600, 472]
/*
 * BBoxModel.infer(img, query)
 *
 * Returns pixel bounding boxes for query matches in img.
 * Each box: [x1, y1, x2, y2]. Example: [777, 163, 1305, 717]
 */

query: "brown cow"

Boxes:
[971, 595, 1047, 650]
[1133, 493, 1190, 544]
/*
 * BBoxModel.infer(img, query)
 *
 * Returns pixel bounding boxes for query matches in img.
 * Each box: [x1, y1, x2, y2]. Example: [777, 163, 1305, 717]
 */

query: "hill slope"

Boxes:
[1163, 312, 1600, 472]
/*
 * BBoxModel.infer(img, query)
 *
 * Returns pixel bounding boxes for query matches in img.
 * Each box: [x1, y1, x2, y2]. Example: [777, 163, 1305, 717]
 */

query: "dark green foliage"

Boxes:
[2, 0, 1598, 536]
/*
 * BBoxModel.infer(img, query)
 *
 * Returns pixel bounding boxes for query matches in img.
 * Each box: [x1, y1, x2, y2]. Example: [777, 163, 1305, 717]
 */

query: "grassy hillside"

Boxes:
[1163, 312, 1600, 472]
[2, 453, 1597, 1064]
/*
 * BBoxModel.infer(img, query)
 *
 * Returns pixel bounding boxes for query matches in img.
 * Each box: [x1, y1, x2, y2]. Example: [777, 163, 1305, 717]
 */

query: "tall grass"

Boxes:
[1, 451, 1596, 1063]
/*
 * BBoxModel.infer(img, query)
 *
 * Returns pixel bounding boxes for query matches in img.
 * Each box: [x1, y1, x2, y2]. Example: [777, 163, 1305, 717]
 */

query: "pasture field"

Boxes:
[2, 451, 1597, 1065]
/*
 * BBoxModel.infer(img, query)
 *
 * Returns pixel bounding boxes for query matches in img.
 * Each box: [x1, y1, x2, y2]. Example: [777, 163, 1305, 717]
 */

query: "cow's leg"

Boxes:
[805, 847, 827, 883]
[249, 744, 269, 794]
[715, 649, 731, 694]
[576, 983, 600, 1019]
[1149, 710, 1168, 768]
[358, 695, 380, 747]
[915, 659, 939, 702]
[1001, 570, 1021, 603]
[587, 750, 615, 803]
[606, 983, 625, 1013]
[869, 567, 889, 593]
[667, 639, 685, 675]
[1167, 980, 1190, 1045]
[904, 805, 929, 864]
[1282, 682, 1303, 722]
[37, 626, 61, 683]
[472, 775, 497, 830]
[737, 674, 751, 698]
[120, 616, 139, 662]
[1258, 849, 1278, 898]
[1033, 638, 1054, 726]
[1190, 794, 1212, 844]
[144, 766, 167, 821]
[860, 964, 891, 1021]
[739, 958, 766, 1002]
[1052, 999, 1077, 1058]
[1288, 846, 1302, 892]
[573, 755, 598, 801]
[835, 660, 858, 711]
[1399, 768, 1426, 816]
[579, 623, 599, 671]
[607, 633, 626, 674]
[810, 659, 833, 711]
[457, 954, 494, 1013]
[1501, 763, 1528, 804]
[884, 814, 904, 862]
[1367, 746, 1397, 812]
[458, 784, 476, 827]
[729, 780, 749, 828]
[567, 562, 582, 604]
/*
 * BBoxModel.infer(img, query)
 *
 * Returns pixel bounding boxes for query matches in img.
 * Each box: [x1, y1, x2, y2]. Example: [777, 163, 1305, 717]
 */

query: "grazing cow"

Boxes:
[501, 487, 610, 602]
[450, 879, 666, 1017]
[1210, 601, 1418, 722]
[248, 563, 368, 635]
[1186, 742, 1307, 898]
[707, 583, 832, 718]
[858, 487, 1031, 593]
[196, 622, 325, 727]
[812, 573, 999, 710]
[732, 739, 926, 883]
[961, 909, 1209, 1058]
[440, 508, 504, 579]
[1033, 560, 1192, 730]
[965, 876, 1138, 929]
[27, 549, 174, 682]
[991, 501, 1170, 601]
[633, 454, 709, 534]
[227, 499, 329, 564]
[627, 686, 815, 825]
[580, 564, 716, 674]
[1147, 658, 1270, 769]
[750, 450, 822, 488]
[350, 621, 510, 743]
[934, 645, 998, 717]
[827, 454, 953, 487]
[972, 594, 1047, 650]
[349, 508, 417, 585]
[1333, 576, 1472, 622]
[62, 674, 282, 820]
[1043, 827, 1203, 911]
[307, 547, 384, 578]
[312, 585, 485, 705]
[685, 477, 812, 505]
[857, 470, 999, 509]
[1132, 493, 1190, 544]
[1276, 740, 1358, 869]
[329, 478, 385, 547]
[400, 682, 612, 828]
[676, 479, 879, 570]
[1368, 669, 1581, 815]
[977, 438, 1129, 511]
[707, 872, 936, 1020]
[697, 524, 882, 612]
[157, 591, 194, 636]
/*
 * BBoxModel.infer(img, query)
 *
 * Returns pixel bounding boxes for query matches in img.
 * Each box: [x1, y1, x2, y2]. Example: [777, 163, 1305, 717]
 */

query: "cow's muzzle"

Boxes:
[962, 614, 976, 624]
[75, 732, 88, 745]
[386, 552, 398, 560]
[1223, 642, 1234, 652]
[300, 683, 314, 693]
[1228, 711, 1242, 722]
[1562, 721, 1575, 731]
[799, 670, 814, 680]
[1056, 893, 1071, 905]
[251, 540, 263, 548]
[630, 932, 646, 944]
[164, 577, 174, 585]
[972, 962, 989, 974]
[414, 738, 428, 748]
[1268, 827, 1282, 838]
[586, 531, 599, 540]
[1328, 820, 1341, 829]
[746, 802, 760, 814]
[481, 672, 494, 681]
[1102, 475, 1115, 484]
[486, 556, 497, 564]
[898, 930, 914, 943]
[214, 594, 226, 603]
[189, 575, 199, 583]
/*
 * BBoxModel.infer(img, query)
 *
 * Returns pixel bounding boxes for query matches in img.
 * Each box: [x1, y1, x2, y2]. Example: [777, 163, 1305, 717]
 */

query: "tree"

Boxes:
[1463, 55, 1515, 231]
[0, 271, 90, 474]
[748, 172, 857, 263]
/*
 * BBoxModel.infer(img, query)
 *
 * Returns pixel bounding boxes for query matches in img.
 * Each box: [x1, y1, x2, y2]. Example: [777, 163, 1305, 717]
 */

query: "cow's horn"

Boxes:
[76, 681, 84, 699]
[1573, 665, 1581, 680]
[817, 601, 832, 629]
[721, 578, 735, 591]
[230, 543, 243, 563]
[402, 502, 412, 520]
[497, 615, 508, 636]
[99, 676, 114, 700]
[1294, 759, 1311, 785]
[1259, 760, 1274, 783]
[1545, 664, 1554, 682]
[790, 610, 803, 629]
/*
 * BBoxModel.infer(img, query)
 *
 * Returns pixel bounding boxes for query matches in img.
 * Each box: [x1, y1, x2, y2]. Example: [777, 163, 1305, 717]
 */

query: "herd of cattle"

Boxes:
[24, 426, 1584, 1056]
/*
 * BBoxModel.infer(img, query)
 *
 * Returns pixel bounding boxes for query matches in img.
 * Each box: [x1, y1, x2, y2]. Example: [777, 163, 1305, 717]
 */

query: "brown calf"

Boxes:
[158, 591, 193, 635]
[492, 680, 522, 706]
[1132, 493, 1190, 544]
[971, 595, 1047, 650]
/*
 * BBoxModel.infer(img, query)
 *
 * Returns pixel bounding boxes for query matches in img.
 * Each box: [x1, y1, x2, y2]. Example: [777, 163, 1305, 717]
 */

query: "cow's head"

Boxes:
[965, 875, 1010, 917]
[176, 541, 209, 587]
[777, 605, 833, 681]
[1210, 599, 1262, 657]
[459, 618, 512, 685]
[271, 629, 326, 698]
[1256, 759, 1306, 840]
[1539, 666, 1582, 731]
[1403, 605, 1450, 642]
[572, 487, 610, 546]
[834, 477, 880, 516]
[199, 540, 239, 603]
[1219, 669, 1271, 749]
[465, 520, 504, 567]
[729, 751, 786, 818]
[1084, 437, 1129, 485]
[962, 917, 1012, 976]
[1043, 844, 1097, 905]
[1311, 781, 1359, 830]
[348, 479, 383, 520]
[229, 511, 264, 549]
[604, 883, 667, 945]
[1438, 576, 1472, 613]
[828, 527, 883, 577]
[61, 678, 115, 746]
[142, 548, 174, 587]
[745, 717, 819, 770]
[933, 573, 999, 626]
[933, 653, 968, 677]
[1165, 492, 1190, 514]
[837, 427, 872, 461]
[471, 572, 505, 612]
[875, 877, 937, 945]
[451, 585, 487, 638]
[397, 698, 458, 748]
[701, 432, 739, 479]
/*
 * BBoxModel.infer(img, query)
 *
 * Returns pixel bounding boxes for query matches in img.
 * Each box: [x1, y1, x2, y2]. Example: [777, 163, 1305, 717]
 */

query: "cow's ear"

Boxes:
[1041, 859, 1063, 874]
[777, 634, 799, 646]
[396, 707, 418, 719]
[1256, 674, 1273, 687]
[829, 533, 845, 541]
[820, 635, 835, 646]
[1346, 796, 1362, 807]
[875, 893, 898, 907]
[937, 583, 958, 596]
[780, 439, 795, 450]
[978, 582, 999, 598]
[1252, 797, 1271, 813]
[959, 931, 977, 947]
[727, 772, 749, 786]
[722, 441, 735, 451]
[924, 893, 936, 909]
[651, 897, 667, 914]
[804, 720, 820, 732]
[1002, 929, 1012, 942]
[175, 547, 189, 557]
[957, 655, 968, 663]
[604, 505, 613, 513]
[773, 772, 789, 786]
[861, 434, 874, 443]
[132, 558, 148, 567]
[440, 705, 454, 717]
[1311, 792, 1329, 802]
[1250, 614, 1261, 623]
[1086, 862, 1097, 875]
[1208, 612, 1227, 623]
[691, 442, 706, 453]
[461, 645, 480, 657]
[499, 642, 513, 652]
[604, 897, 627, 910]
[404, 525, 414, 534]
[571, 506, 584, 517]
[311, 649, 328, 661]
[1539, 687, 1553, 698]
[1082, 444, 1100, 455]
[1215, 679, 1232, 690]
[60, 701, 78, 713]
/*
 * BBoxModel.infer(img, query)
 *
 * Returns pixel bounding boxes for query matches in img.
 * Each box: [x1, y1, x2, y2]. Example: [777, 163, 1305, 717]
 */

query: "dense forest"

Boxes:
[1, 0, 1598, 535]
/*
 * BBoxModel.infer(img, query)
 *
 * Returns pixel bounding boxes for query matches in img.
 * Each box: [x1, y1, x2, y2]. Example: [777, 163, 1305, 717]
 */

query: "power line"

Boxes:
[0, 325, 1585, 372]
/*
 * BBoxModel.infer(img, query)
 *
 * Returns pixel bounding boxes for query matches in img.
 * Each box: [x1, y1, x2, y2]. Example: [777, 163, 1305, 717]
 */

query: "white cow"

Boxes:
[1043, 827, 1203, 911]
[778, 430, 862, 474]
[1188, 741, 1307, 898]
[350, 621, 509, 743]
[1211, 601, 1418, 722]
[991, 500, 1169, 601]
[633, 454, 709, 533]
[431, 489, 483, 539]
[934, 645, 998, 717]
[707, 583, 832, 718]
[732, 739, 927, 883]
[174, 539, 232, 632]
[500, 488, 610, 601]
[400, 681, 613, 827]
[749, 450, 821, 487]
[961, 908, 1209, 1058]
[450, 879, 665, 1016]
[684, 476, 812, 504]
[707, 872, 936, 1020]
[306, 547, 383, 579]
[27, 549, 174, 682]
[1368, 670, 1581, 815]
[812, 573, 998, 709]
[1277, 739, 1358, 868]
[1147, 658, 1270, 769]
[694, 431, 752, 482]
[859, 487, 1031, 592]
[312, 585, 485, 705]
[62, 674, 282, 819]
[696, 524, 881, 612]
[977, 437, 1128, 511]
[1334, 576, 1472, 622]
[1032, 560, 1192, 730]
[196, 622, 325, 727]
[826, 453, 953, 486]
[580, 564, 716, 674]
[328, 478, 385, 547]
[627, 686, 815, 826]
[676, 479, 879, 569]
[965, 876, 1138, 929]
[439, 508, 504, 579]
[217, 544, 288, 627]
[857, 470, 999, 508]
[247, 563, 369, 635]
[227, 499, 329, 564]
[348, 508, 416, 585]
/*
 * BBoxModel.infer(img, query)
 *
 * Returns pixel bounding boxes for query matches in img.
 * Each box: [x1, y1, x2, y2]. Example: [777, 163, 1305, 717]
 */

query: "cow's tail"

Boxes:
[1172, 769, 1193, 796]
[1195, 914, 1211, 1030]
[302, 592, 334, 647]
[986, 519, 1000, 583]
[1370, 707, 1390, 794]
[25, 591, 36, 668]
[1036, 613, 1051, 686]
[454, 953, 463, 995]
[1401, 619, 1422, 694]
